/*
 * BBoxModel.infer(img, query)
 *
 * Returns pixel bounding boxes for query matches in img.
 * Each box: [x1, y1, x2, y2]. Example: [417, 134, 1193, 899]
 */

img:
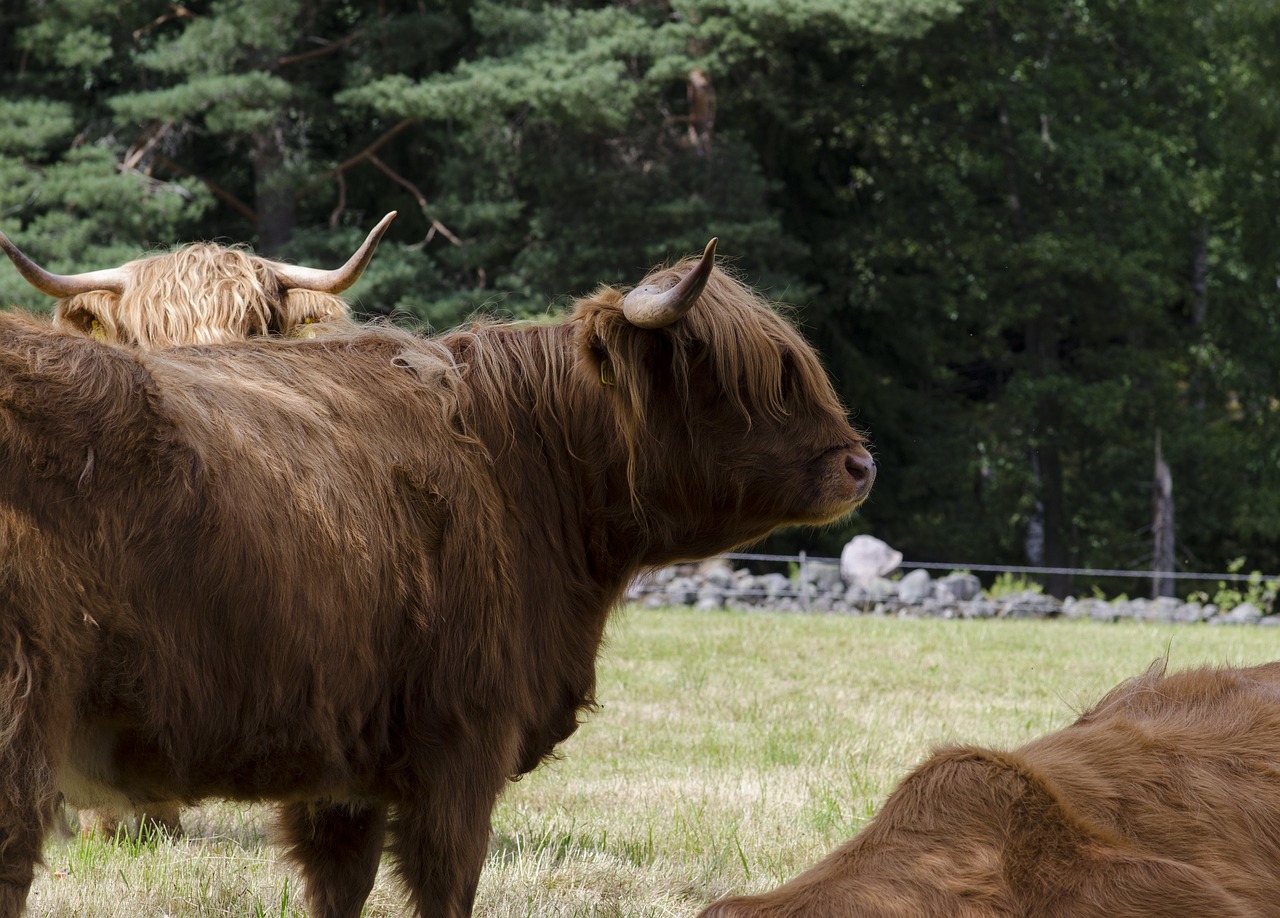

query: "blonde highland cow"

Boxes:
[0, 212, 395, 348]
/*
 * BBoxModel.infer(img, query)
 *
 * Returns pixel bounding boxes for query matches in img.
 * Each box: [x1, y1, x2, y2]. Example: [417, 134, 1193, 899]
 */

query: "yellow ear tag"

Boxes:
[599, 358, 616, 387]
[89, 319, 107, 343]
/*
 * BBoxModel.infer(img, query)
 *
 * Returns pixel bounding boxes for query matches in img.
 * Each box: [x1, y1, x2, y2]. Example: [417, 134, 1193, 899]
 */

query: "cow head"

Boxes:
[572, 240, 874, 558]
[0, 213, 395, 348]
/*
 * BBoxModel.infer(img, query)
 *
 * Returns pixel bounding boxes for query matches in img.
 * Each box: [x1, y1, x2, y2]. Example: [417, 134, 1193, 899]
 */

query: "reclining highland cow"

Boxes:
[700, 660, 1280, 918]
[0, 234, 874, 917]
[0, 212, 395, 347]
[0, 214, 396, 843]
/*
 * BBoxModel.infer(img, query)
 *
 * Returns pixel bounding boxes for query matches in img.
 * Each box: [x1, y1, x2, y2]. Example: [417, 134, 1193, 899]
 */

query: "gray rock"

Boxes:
[1060, 597, 1091, 621]
[1171, 601, 1207, 624]
[695, 594, 723, 611]
[802, 560, 844, 594]
[1122, 599, 1148, 621]
[1217, 602, 1263, 625]
[664, 576, 699, 606]
[1063, 598, 1112, 622]
[752, 572, 792, 603]
[999, 591, 1062, 619]
[897, 569, 934, 605]
[936, 572, 982, 602]
[846, 577, 897, 605]
[915, 599, 945, 618]
[959, 600, 998, 619]
[700, 563, 735, 591]
[1136, 596, 1183, 623]
[840, 535, 903, 585]
[865, 577, 898, 602]
[1130, 596, 1199, 624]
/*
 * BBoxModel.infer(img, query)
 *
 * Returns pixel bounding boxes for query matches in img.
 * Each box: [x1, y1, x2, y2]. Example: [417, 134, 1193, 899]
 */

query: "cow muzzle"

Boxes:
[844, 447, 876, 504]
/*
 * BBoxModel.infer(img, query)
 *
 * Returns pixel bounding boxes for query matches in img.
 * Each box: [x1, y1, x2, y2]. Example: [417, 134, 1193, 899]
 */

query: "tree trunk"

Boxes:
[1037, 446, 1070, 596]
[252, 117, 297, 257]
[1152, 430, 1176, 598]
[1191, 223, 1209, 328]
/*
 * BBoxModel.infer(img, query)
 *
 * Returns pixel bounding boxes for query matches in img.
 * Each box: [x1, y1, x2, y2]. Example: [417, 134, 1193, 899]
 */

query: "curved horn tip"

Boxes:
[273, 211, 399, 294]
[360, 211, 397, 250]
[0, 228, 130, 297]
[621, 237, 720, 329]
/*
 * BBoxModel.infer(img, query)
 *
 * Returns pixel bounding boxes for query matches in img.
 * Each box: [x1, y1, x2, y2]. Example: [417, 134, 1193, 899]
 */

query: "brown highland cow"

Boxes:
[701, 660, 1280, 918]
[0, 236, 873, 917]
[1, 214, 396, 842]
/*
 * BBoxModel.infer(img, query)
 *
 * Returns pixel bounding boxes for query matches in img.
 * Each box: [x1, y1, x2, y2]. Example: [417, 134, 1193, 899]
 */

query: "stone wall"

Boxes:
[626, 559, 1280, 626]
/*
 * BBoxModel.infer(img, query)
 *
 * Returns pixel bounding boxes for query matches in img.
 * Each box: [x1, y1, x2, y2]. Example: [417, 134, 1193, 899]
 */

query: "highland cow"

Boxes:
[700, 660, 1280, 918]
[0, 239, 873, 917]
[1, 214, 396, 844]
[0, 212, 395, 347]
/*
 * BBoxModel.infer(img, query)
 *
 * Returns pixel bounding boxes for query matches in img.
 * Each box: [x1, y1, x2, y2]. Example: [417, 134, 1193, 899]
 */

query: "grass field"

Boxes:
[30, 609, 1280, 916]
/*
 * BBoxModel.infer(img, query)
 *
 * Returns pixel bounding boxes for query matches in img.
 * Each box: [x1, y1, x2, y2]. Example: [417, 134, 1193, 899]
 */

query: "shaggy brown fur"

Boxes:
[50, 243, 354, 346]
[700, 660, 1280, 918]
[2, 224, 392, 840]
[0, 252, 873, 917]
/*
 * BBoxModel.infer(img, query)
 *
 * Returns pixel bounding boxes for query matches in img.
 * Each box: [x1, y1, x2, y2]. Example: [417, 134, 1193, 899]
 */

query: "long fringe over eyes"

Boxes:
[52, 245, 354, 348]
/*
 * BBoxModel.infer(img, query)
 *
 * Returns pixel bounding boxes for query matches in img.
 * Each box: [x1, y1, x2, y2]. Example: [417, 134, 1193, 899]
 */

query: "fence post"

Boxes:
[799, 550, 809, 611]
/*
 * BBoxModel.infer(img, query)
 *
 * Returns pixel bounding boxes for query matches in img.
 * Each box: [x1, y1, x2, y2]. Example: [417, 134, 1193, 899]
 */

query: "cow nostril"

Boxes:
[845, 451, 876, 488]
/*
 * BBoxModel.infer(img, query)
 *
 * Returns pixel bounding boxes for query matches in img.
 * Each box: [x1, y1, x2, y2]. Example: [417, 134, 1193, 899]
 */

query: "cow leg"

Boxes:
[0, 805, 46, 918]
[0, 629, 72, 918]
[137, 802, 183, 839]
[387, 755, 509, 918]
[278, 800, 388, 918]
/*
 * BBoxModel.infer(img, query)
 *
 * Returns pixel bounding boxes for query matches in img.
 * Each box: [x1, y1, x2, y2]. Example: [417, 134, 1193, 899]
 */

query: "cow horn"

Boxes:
[0, 229, 130, 297]
[272, 211, 398, 294]
[622, 238, 718, 329]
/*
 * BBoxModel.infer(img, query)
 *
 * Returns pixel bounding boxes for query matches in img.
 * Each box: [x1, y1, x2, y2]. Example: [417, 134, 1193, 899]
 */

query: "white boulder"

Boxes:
[840, 535, 904, 586]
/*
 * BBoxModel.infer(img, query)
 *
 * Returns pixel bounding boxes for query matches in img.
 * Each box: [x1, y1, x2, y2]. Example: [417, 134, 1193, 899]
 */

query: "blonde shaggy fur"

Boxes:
[52, 244, 353, 348]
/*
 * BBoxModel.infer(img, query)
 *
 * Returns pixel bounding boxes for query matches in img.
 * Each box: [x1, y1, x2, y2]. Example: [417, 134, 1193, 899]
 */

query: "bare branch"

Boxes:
[328, 170, 348, 229]
[324, 119, 462, 246]
[121, 122, 174, 173]
[327, 118, 418, 176]
[277, 30, 364, 69]
[152, 155, 258, 225]
[367, 154, 462, 246]
[133, 3, 197, 41]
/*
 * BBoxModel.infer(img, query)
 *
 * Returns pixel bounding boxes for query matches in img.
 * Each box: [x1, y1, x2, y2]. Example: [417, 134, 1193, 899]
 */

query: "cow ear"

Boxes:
[585, 339, 615, 387]
[1025, 850, 1254, 918]
[53, 298, 116, 343]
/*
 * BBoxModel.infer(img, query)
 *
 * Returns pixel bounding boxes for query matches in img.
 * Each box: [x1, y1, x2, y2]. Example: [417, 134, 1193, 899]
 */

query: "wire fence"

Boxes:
[721, 551, 1279, 585]
[627, 549, 1280, 627]
[625, 551, 1280, 613]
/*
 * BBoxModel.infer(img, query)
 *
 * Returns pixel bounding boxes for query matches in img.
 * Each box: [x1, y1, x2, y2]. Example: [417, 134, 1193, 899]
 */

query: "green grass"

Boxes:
[32, 610, 1280, 916]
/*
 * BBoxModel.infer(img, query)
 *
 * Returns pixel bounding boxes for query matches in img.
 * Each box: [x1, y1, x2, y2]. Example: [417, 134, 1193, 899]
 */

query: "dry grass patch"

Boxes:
[31, 610, 1280, 916]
